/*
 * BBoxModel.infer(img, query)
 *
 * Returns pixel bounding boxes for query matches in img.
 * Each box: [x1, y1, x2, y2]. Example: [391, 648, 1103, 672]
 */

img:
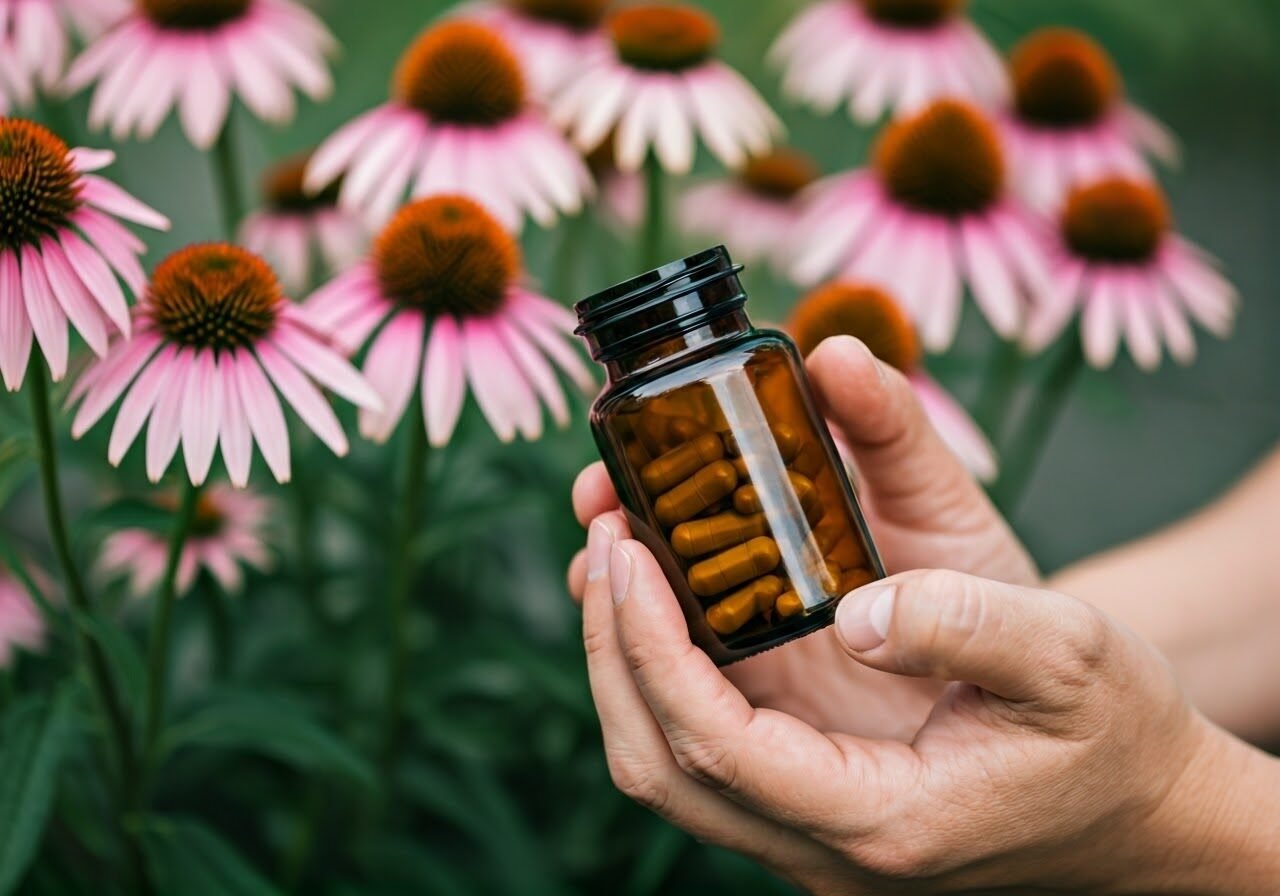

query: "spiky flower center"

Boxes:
[609, 4, 719, 72]
[373, 195, 519, 318]
[739, 149, 817, 200]
[1011, 28, 1119, 128]
[874, 99, 1003, 215]
[0, 119, 81, 252]
[1062, 178, 1168, 264]
[147, 244, 283, 349]
[509, 0, 610, 29]
[262, 152, 337, 213]
[790, 282, 920, 372]
[859, 0, 964, 28]
[394, 22, 525, 126]
[137, 0, 251, 29]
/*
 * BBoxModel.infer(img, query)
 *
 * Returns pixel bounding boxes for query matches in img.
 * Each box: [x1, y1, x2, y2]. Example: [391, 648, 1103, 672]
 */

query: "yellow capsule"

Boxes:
[840, 567, 876, 594]
[829, 535, 866, 570]
[668, 416, 706, 442]
[731, 456, 750, 479]
[672, 511, 768, 559]
[732, 472, 822, 521]
[706, 576, 784, 636]
[813, 518, 845, 554]
[688, 536, 780, 597]
[654, 460, 738, 527]
[723, 424, 802, 463]
[775, 591, 804, 617]
[791, 439, 826, 478]
[625, 440, 651, 469]
[640, 432, 725, 495]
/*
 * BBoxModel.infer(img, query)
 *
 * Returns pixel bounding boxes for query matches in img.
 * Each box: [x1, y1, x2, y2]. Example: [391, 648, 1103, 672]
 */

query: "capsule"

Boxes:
[775, 590, 803, 617]
[625, 441, 651, 469]
[688, 536, 780, 597]
[840, 566, 876, 594]
[813, 519, 845, 554]
[706, 576, 784, 635]
[732, 472, 822, 521]
[668, 416, 706, 443]
[791, 439, 826, 478]
[829, 536, 866, 570]
[641, 433, 725, 495]
[731, 456, 750, 479]
[654, 460, 738, 527]
[723, 423, 802, 463]
[671, 511, 768, 558]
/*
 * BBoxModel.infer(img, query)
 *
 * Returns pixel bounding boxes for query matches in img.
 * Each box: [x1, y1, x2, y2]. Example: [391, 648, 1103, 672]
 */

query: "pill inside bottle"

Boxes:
[576, 247, 884, 665]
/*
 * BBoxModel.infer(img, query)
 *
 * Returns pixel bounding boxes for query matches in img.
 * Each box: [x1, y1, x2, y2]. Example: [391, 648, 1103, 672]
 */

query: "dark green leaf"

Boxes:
[0, 685, 76, 896]
[138, 815, 282, 896]
[75, 610, 146, 700]
[0, 435, 33, 509]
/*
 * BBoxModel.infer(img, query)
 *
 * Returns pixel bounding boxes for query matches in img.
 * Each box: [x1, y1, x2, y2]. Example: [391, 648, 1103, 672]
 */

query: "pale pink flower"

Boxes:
[551, 3, 781, 175]
[65, 0, 336, 149]
[0, 0, 127, 111]
[0, 118, 169, 391]
[790, 99, 1050, 351]
[770, 0, 1006, 125]
[0, 564, 44, 668]
[305, 20, 590, 231]
[240, 151, 366, 294]
[97, 484, 272, 597]
[304, 195, 593, 446]
[790, 280, 996, 482]
[1000, 28, 1177, 211]
[69, 243, 382, 487]
[681, 148, 819, 271]
[1024, 178, 1237, 371]
[456, 0, 610, 100]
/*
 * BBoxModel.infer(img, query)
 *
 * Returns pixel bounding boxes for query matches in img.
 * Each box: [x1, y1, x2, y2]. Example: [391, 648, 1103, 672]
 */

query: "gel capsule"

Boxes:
[671, 511, 768, 559]
[654, 460, 738, 526]
[641, 433, 725, 495]
[732, 472, 822, 520]
[688, 536, 781, 597]
[723, 424, 802, 463]
[706, 576, 784, 635]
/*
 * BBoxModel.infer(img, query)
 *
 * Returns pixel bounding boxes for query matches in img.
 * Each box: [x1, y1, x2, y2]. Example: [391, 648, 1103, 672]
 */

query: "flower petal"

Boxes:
[254, 341, 348, 457]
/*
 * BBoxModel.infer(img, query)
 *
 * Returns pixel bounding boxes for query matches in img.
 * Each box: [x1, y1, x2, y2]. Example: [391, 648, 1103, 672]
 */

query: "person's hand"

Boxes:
[580, 525, 1279, 893]
[569, 337, 1039, 739]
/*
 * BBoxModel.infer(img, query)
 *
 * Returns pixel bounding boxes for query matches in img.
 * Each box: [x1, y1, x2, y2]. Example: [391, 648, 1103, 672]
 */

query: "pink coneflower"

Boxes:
[0, 564, 44, 668]
[304, 195, 592, 446]
[791, 281, 996, 481]
[97, 484, 272, 597]
[69, 243, 382, 487]
[770, 0, 1006, 125]
[239, 152, 366, 294]
[65, 0, 336, 149]
[551, 3, 781, 174]
[1023, 178, 1237, 371]
[0, 0, 127, 111]
[305, 20, 590, 231]
[789, 99, 1050, 350]
[0, 118, 169, 391]
[458, 0, 610, 99]
[681, 147, 818, 269]
[1000, 28, 1177, 211]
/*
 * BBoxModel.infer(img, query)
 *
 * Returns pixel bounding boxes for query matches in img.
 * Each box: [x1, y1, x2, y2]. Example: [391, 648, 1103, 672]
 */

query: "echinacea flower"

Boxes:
[1001, 28, 1177, 211]
[680, 147, 818, 269]
[0, 0, 127, 112]
[770, 0, 1006, 125]
[0, 118, 168, 391]
[790, 99, 1049, 350]
[458, 0, 610, 99]
[68, 243, 382, 487]
[304, 195, 592, 446]
[305, 20, 590, 231]
[240, 151, 366, 294]
[551, 2, 781, 174]
[0, 564, 44, 668]
[65, 0, 336, 149]
[1023, 177, 1237, 371]
[790, 280, 996, 481]
[97, 484, 272, 597]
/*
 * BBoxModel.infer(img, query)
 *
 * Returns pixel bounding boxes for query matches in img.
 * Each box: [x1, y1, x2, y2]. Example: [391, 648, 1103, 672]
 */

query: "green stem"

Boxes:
[641, 153, 666, 270]
[971, 339, 1026, 449]
[378, 412, 429, 775]
[552, 210, 590, 303]
[989, 337, 1085, 516]
[140, 480, 202, 775]
[212, 118, 244, 239]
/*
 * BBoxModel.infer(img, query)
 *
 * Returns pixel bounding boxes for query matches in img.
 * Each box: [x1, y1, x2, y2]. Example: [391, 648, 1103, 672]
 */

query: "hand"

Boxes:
[569, 337, 1039, 739]
[581, 530, 1279, 893]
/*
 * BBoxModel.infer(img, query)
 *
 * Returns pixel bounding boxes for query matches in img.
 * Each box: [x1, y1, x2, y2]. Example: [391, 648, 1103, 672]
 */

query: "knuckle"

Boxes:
[670, 735, 738, 790]
[606, 754, 673, 813]
[1046, 605, 1113, 692]
[581, 621, 614, 660]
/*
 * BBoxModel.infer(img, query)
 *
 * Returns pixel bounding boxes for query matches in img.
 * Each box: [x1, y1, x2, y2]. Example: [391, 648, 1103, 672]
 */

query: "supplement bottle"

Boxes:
[575, 246, 884, 665]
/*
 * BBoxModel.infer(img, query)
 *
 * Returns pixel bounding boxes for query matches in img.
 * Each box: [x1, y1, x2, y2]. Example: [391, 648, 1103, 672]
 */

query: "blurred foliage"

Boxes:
[1, 1, 1278, 894]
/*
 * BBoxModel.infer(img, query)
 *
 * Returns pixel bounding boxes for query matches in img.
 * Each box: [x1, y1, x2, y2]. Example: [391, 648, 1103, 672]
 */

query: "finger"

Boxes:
[572, 462, 620, 529]
[581, 517, 843, 871]
[567, 548, 586, 605]
[833, 569, 1112, 708]
[609, 539, 874, 824]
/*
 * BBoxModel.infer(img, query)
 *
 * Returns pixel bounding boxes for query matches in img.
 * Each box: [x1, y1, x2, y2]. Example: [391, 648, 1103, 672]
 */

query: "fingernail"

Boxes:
[609, 543, 633, 606]
[837, 584, 895, 651]
[587, 519, 614, 582]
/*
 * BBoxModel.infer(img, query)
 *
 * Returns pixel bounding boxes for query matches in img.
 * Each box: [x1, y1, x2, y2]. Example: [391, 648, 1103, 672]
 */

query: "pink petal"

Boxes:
[39, 238, 109, 357]
[494, 315, 569, 428]
[912, 373, 998, 483]
[1081, 273, 1122, 369]
[69, 147, 116, 173]
[959, 216, 1021, 339]
[0, 252, 33, 391]
[270, 323, 382, 410]
[507, 293, 594, 392]
[422, 315, 466, 447]
[108, 345, 177, 466]
[72, 331, 161, 438]
[461, 317, 541, 442]
[145, 349, 192, 482]
[358, 310, 424, 443]
[180, 349, 222, 486]
[60, 230, 131, 336]
[232, 350, 291, 483]
[305, 107, 389, 194]
[253, 341, 348, 457]
[218, 353, 253, 487]
[72, 207, 147, 296]
[179, 38, 231, 149]
[19, 247, 69, 381]
[77, 175, 170, 231]
[1119, 275, 1162, 372]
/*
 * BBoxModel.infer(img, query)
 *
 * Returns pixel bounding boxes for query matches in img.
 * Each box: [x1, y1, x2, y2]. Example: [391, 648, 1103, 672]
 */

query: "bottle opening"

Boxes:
[574, 246, 747, 363]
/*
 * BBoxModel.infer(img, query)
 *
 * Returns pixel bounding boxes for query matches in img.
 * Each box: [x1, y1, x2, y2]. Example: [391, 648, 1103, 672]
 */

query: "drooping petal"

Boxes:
[77, 175, 170, 231]
[108, 345, 177, 466]
[218, 353, 254, 488]
[254, 341, 348, 457]
[0, 252, 33, 391]
[72, 331, 162, 437]
[271, 323, 382, 410]
[910, 372, 997, 483]
[494, 316, 570, 428]
[232, 350, 291, 483]
[1081, 273, 1122, 369]
[180, 349, 223, 486]
[357, 310, 424, 443]
[19, 247, 69, 381]
[422, 315, 466, 447]
[59, 230, 130, 336]
[39, 238, 109, 357]
[145, 349, 192, 481]
[959, 216, 1021, 339]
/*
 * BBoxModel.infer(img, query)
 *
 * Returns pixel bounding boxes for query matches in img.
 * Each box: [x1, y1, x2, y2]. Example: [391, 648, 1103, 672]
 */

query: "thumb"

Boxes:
[832, 569, 1110, 706]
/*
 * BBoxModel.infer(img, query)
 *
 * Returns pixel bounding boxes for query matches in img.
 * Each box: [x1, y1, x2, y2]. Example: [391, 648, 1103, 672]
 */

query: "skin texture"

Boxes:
[568, 337, 1280, 892]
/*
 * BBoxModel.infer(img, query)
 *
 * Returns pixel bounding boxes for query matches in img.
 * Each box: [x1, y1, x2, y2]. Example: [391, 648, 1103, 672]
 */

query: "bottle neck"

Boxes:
[605, 310, 751, 381]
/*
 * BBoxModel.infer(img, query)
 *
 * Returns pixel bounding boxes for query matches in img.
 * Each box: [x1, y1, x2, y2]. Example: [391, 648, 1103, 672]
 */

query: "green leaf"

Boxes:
[0, 435, 33, 507]
[161, 691, 375, 791]
[75, 610, 146, 700]
[138, 815, 283, 896]
[0, 685, 76, 896]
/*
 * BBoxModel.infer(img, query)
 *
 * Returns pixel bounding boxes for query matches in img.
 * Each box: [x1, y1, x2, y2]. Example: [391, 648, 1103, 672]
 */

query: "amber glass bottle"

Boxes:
[575, 247, 884, 665]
